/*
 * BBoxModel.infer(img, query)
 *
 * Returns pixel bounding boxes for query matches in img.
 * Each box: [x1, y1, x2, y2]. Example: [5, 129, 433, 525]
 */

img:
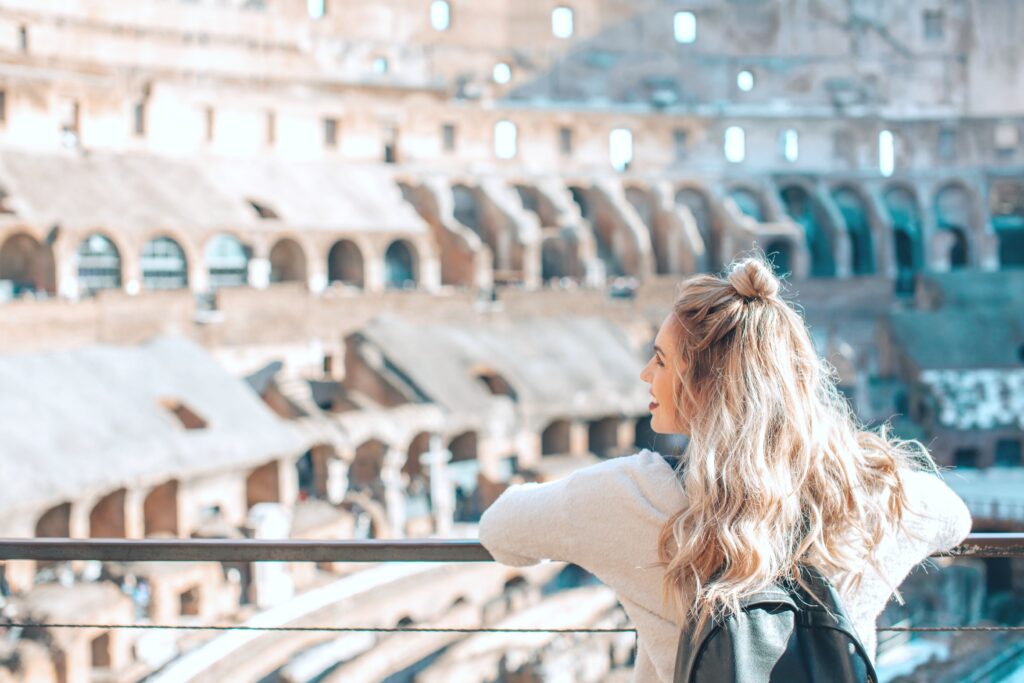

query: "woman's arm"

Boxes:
[478, 475, 575, 566]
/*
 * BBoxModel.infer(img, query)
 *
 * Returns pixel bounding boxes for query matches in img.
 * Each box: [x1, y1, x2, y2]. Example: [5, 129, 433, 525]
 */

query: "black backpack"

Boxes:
[672, 563, 878, 683]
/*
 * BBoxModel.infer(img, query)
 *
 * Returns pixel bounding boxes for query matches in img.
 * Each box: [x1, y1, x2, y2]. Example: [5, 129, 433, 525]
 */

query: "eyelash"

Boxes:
[654, 356, 664, 368]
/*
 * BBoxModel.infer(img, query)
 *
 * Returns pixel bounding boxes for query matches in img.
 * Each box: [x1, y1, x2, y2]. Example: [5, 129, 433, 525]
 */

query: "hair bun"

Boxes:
[727, 258, 780, 300]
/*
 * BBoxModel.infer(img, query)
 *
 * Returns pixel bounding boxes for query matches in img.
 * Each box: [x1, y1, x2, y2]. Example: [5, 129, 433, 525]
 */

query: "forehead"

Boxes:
[654, 313, 680, 349]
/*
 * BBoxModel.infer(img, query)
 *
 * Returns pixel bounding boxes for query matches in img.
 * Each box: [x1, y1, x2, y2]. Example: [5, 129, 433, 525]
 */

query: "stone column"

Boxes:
[326, 456, 349, 505]
[248, 257, 270, 289]
[422, 435, 454, 537]
[382, 447, 407, 538]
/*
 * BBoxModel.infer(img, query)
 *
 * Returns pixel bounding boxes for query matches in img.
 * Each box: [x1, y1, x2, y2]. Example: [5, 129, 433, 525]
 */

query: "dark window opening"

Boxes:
[266, 111, 276, 146]
[995, 440, 1021, 467]
[673, 128, 688, 161]
[160, 398, 208, 430]
[937, 126, 956, 161]
[442, 123, 456, 152]
[248, 199, 279, 220]
[18, 25, 27, 53]
[923, 10, 944, 41]
[953, 448, 979, 469]
[559, 126, 573, 155]
[324, 117, 338, 148]
[0, 90, 6, 124]
[179, 587, 200, 616]
[204, 106, 215, 142]
[134, 102, 146, 136]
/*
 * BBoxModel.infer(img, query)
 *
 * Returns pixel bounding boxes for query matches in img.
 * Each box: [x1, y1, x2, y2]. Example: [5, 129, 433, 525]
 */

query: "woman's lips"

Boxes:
[649, 402, 658, 411]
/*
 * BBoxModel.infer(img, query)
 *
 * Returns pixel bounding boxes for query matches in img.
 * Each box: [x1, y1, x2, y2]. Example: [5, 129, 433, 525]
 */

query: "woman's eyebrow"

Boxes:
[653, 345, 664, 357]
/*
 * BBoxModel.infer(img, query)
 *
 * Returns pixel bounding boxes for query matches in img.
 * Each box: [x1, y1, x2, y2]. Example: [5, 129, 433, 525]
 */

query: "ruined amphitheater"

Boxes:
[0, 1, 1022, 681]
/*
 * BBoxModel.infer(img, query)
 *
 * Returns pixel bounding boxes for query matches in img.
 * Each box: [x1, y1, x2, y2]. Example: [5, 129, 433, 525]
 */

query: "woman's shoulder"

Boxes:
[895, 466, 973, 553]
[566, 449, 686, 511]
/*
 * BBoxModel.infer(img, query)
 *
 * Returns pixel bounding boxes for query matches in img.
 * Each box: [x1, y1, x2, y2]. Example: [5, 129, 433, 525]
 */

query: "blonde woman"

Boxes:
[478, 256, 972, 682]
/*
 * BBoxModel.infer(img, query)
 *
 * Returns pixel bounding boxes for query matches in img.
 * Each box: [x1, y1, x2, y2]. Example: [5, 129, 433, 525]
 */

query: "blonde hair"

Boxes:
[656, 253, 937, 637]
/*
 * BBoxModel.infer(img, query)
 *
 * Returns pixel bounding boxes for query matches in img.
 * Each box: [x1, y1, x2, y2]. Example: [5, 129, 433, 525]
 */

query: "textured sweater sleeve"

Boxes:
[478, 473, 575, 566]
[901, 468, 973, 555]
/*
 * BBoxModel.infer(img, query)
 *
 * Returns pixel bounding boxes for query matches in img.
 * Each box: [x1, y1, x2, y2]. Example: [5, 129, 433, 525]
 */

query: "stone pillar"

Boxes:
[382, 448, 407, 539]
[364, 248, 386, 293]
[422, 435, 454, 537]
[57, 248, 79, 300]
[124, 489, 146, 540]
[248, 257, 270, 289]
[569, 421, 589, 456]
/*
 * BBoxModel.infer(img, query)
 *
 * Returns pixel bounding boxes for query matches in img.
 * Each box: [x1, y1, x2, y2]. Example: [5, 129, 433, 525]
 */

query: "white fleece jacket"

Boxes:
[478, 449, 973, 683]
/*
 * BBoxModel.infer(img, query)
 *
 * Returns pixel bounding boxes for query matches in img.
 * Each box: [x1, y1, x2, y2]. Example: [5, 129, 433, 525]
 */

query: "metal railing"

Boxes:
[0, 533, 1021, 637]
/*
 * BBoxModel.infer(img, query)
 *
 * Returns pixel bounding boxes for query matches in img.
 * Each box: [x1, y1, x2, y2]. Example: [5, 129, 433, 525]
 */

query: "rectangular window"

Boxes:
[0, 90, 6, 124]
[559, 126, 573, 155]
[133, 102, 146, 136]
[59, 98, 80, 143]
[442, 123, 456, 152]
[18, 25, 27, 53]
[673, 128, 687, 161]
[923, 9, 944, 41]
[937, 126, 956, 161]
[995, 122, 1018, 157]
[266, 110, 276, 146]
[995, 439, 1021, 467]
[674, 11, 697, 44]
[324, 117, 338, 148]
[204, 106, 215, 143]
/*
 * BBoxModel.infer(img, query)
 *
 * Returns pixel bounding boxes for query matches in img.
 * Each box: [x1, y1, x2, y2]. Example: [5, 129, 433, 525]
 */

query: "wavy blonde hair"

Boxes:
[656, 253, 937, 638]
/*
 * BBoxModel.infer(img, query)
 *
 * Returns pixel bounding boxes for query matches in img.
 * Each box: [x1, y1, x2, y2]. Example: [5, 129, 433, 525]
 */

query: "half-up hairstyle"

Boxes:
[655, 253, 937, 637]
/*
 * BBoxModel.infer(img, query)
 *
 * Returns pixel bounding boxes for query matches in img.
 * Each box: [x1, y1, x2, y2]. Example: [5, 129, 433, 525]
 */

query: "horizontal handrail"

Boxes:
[0, 533, 1019, 563]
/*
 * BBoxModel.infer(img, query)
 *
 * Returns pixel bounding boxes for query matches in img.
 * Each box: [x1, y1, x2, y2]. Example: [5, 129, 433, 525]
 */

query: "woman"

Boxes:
[478, 256, 972, 682]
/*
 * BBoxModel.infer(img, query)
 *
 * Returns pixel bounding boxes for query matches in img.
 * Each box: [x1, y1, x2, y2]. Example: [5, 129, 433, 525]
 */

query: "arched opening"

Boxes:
[327, 239, 365, 288]
[675, 188, 715, 270]
[205, 233, 250, 290]
[780, 185, 835, 277]
[384, 240, 417, 289]
[568, 185, 590, 220]
[404, 432, 432, 482]
[349, 440, 387, 505]
[471, 367, 518, 400]
[515, 184, 559, 226]
[0, 232, 56, 296]
[89, 489, 126, 538]
[141, 236, 188, 291]
[143, 481, 179, 537]
[831, 187, 875, 275]
[989, 180, 1024, 269]
[269, 238, 307, 284]
[764, 239, 793, 277]
[77, 233, 122, 296]
[36, 503, 71, 538]
[452, 184, 482, 237]
[569, 184, 631, 277]
[246, 461, 281, 509]
[883, 187, 923, 292]
[588, 417, 619, 457]
[727, 187, 764, 221]
[935, 184, 973, 269]
[449, 432, 478, 462]
[541, 236, 572, 281]
[90, 632, 112, 668]
[541, 420, 572, 456]
[627, 186, 670, 274]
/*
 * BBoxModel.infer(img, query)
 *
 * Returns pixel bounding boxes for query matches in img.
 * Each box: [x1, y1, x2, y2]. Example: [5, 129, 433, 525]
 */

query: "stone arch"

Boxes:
[384, 239, 418, 289]
[726, 186, 764, 221]
[204, 233, 250, 290]
[0, 231, 56, 296]
[626, 185, 674, 275]
[514, 184, 559, 226]
[269, 237, 308, 284]
[541, 419, 572, 456]
[831, 186, 876, 275]
[327, 239, 365, 288]
[883, 185, 924, 289]
[675, 186, 716, 270]
[764, 238, 795, 277]
[89, 489, 126, 538]
[989, 179, 1024, 269]
[569, 184, 638, 277]
[76, 232, 122, 296]
[934, 183, 973, 269]
[588, 417, 619, 457]
[448, 431, 478, 462]
[471, 366, 518, 400]
[779, 184, 835, 277]
[141, 235, 189, 291]
[143, 480, 179, 537]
